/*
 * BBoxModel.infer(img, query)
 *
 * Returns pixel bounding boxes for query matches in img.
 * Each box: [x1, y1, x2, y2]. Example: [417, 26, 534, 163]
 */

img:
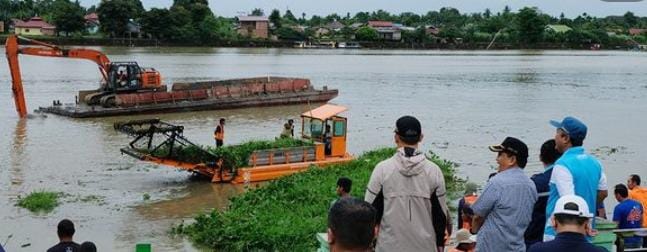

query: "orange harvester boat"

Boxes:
[115, 104, 353, 183]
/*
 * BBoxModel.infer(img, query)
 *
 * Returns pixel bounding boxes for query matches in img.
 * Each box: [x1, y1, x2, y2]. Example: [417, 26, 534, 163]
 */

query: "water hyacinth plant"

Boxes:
[174, 148, 463, 251]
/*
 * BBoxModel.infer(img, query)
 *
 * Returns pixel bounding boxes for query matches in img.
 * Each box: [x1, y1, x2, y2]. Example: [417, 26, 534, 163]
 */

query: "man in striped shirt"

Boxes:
[471, 137, 537, 252]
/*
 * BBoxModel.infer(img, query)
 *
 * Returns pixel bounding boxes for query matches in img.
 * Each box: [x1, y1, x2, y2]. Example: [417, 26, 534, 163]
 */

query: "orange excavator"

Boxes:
[5, 35, 163, 118]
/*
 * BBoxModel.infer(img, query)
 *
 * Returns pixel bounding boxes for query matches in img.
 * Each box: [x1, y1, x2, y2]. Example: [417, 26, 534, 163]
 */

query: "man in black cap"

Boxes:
[471, 137, 537, 252]
[364, 115, 450, 252]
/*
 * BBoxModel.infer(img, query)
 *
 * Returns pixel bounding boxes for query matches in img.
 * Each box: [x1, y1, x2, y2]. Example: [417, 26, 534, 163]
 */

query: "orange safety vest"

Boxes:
[214, 125, 224, 140]
[461, 194, 478, 229]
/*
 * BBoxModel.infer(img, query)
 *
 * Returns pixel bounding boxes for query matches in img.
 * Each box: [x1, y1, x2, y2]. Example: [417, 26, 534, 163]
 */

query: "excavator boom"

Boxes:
[5, 35, 111, 118]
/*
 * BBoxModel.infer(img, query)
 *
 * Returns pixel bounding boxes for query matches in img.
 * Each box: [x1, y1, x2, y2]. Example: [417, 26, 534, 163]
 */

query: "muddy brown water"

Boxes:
[1, 48, 647, 251]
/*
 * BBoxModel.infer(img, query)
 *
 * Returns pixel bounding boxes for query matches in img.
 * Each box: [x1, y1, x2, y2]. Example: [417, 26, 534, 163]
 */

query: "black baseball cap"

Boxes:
[395, 116, 422, 144]
[489, 137, 529, 159]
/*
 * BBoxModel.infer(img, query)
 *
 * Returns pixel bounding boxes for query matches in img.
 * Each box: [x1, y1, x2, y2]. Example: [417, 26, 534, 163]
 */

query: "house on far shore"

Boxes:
[237, 16, 269, 39]
[545, 24, 572, 33]
[629, 28, 647, 36]
[85, 12, 100, 34]
[13, 16, 56, 36]
[368, 21, 401, 41]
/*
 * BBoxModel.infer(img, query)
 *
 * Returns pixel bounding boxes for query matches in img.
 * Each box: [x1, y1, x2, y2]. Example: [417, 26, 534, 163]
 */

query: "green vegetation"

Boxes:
[173, 148, 463, 251]
[3, 1, 647, 47]
[17, 191, 60, 213]
[147, 138, 314, 168]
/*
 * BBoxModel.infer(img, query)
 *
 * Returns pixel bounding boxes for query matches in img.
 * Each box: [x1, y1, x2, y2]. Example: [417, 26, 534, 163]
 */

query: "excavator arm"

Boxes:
[5, 35, 111, 118]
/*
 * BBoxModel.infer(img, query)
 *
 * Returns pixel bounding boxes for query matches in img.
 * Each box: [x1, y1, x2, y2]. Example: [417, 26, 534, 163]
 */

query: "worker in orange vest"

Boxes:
[214, 118, 225, 147]
[458, 182, 479, 230]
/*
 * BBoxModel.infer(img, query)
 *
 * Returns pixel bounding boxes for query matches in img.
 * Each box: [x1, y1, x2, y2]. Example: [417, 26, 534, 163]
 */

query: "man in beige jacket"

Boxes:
[365, 115, 451, 252]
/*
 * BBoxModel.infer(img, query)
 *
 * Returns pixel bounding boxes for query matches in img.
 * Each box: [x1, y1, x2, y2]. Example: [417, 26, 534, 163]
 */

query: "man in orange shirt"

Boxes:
[627, 174, 647, 247]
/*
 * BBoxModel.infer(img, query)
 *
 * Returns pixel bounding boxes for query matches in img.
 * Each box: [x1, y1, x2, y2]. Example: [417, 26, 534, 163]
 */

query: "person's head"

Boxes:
[454, 229, 476, 250]
[336, 177, 352, 196]
[614, 183, 629, 202]
[464, 182, 478, 196]
[628, 174, 641, 190]
[540, 139, 561, 166]
[327, 198, 377, 252]
[284, 123, 291, 129]
[219, 118, 225, 125]
[550, 116, 587, 153]
[325, 124, 331, 132]
[489, 137, 528, 170]
[393, 116, 423, 147]
[551, 195, 593, 235]
[80, 241, 97, 252]
[288, 119, 294, 125]
[57, 219, 75, 240]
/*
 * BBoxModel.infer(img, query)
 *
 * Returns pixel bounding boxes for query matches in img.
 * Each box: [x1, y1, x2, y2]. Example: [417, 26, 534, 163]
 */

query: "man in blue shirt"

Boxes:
[544, 116, 608, 241]
[529, 195, 606, 252]
[471, 137, 537, 252]
[613, 184, 644, 249]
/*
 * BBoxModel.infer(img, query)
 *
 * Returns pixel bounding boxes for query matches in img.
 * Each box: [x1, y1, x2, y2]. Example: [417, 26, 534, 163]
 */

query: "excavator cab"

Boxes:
[106, 62, 162, 92]
[301, 104, 348, 157]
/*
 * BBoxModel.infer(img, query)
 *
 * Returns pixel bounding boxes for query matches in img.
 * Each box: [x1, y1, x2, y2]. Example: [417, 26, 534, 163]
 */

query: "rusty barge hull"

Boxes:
[38, 89, 337, 118]
[36, 77, 338, 118]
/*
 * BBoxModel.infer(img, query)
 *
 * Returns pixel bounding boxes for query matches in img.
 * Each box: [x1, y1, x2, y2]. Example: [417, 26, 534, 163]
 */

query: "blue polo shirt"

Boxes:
[613, 199, 643, 245]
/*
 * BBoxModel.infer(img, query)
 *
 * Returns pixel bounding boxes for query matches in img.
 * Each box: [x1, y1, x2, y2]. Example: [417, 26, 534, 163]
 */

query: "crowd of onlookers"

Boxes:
[327, 115, 646, 252]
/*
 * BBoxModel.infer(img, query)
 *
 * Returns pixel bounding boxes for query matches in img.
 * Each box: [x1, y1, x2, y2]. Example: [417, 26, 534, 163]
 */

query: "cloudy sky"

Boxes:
[80, 0, 647, 18]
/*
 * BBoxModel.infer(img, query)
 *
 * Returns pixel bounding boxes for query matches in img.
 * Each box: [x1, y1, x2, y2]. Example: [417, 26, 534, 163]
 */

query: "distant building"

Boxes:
[545, 24, 572, 34]
[13, 17, 56, 36]
[368, 21, 401, 41]
[237, 16, 269, 39]
[425, 25, 441, 36]
[326, 20, 344, 32]
[126, 19, 141, 38]
[85, 12, 100, 34]
[629, 28, 647, 36]
[314, 27, 331, 37]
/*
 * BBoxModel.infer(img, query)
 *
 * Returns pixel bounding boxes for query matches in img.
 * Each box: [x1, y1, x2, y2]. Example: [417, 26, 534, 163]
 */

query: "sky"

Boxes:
[80, 0, 647, 18]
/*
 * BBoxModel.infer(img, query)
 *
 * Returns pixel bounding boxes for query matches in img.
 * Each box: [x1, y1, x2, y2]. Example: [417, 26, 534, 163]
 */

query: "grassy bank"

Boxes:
[16, 191, 60, 213]
[174, 148, 463, 251]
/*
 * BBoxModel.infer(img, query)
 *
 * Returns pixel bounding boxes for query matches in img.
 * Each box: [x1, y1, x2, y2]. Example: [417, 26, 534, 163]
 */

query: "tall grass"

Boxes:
[174, 148, 463, 251]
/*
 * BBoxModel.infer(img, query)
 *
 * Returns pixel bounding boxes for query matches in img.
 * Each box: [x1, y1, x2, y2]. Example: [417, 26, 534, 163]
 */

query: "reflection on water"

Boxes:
[10, 119, 27, 191]
[134, 183, 247, 220]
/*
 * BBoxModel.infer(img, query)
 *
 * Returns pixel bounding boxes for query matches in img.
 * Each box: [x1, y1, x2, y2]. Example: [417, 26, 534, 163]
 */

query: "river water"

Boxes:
[1, 47, 646, 251]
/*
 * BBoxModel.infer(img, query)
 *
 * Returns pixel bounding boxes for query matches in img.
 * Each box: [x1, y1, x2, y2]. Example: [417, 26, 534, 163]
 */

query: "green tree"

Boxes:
[275, 26, 303, 40]
[624, 11, 638, 28]
[251, 8, 264, 16]
[515, 7, 547, 46]
[269, 9, 281, 28]
[97, 0, 144, 37]
[51, 0, 86, 36]
[283, 10, 297, 22]
[140, 8, 172, 39]
[355, 26, 378, 41]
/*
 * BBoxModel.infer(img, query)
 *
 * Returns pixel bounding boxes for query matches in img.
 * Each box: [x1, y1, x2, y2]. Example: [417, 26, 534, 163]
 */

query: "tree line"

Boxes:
[2, 0, 647, 47]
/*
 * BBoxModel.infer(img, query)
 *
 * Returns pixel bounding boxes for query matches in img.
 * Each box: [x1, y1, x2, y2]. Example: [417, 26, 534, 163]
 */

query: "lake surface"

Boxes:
[1, 47, 646, 251]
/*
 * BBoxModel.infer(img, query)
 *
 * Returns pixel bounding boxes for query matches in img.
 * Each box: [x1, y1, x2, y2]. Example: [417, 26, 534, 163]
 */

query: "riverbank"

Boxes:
[173, 148, 463, 251]
[1, 34, 636, 50]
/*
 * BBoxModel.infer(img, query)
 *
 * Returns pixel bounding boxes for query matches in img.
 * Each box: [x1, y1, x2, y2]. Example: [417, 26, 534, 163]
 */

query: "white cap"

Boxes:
[553, 195, 593, 218]
[455, 229, 477, 244]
